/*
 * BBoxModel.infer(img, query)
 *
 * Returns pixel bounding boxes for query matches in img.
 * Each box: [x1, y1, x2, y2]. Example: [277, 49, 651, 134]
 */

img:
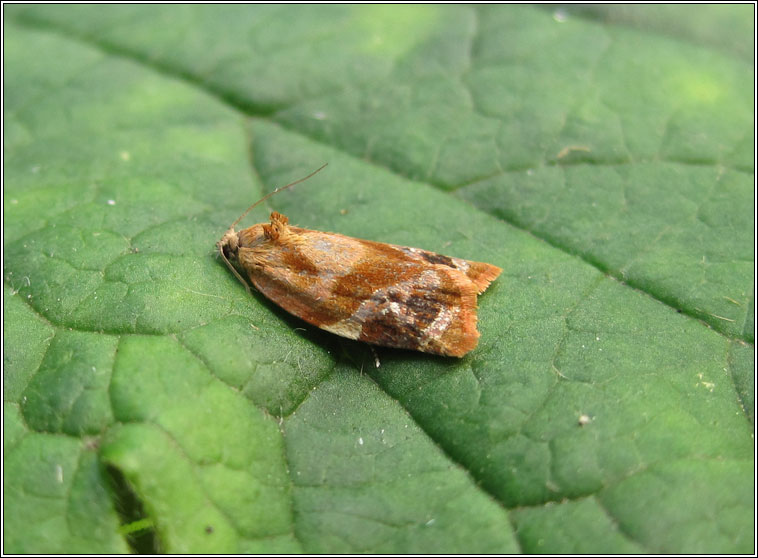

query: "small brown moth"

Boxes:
[218, 165, 502, 357]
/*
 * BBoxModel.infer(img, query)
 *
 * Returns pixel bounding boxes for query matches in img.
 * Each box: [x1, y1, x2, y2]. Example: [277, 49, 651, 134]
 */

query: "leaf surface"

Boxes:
[4, 5, 753, 553]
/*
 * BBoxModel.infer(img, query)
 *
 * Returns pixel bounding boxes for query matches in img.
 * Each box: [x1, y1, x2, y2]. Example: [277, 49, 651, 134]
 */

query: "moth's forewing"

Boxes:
[233, 219, 501, 356]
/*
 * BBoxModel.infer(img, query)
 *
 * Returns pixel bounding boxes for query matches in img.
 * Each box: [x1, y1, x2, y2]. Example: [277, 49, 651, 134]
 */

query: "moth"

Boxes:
[218, 165, 501, 357]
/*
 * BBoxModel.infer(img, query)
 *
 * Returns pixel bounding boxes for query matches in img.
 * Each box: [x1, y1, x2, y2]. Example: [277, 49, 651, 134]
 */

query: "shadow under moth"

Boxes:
[218, 165, 501, 357]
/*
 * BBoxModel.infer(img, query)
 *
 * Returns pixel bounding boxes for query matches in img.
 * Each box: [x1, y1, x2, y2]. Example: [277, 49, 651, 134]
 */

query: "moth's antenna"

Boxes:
[230, 163, 328, 230]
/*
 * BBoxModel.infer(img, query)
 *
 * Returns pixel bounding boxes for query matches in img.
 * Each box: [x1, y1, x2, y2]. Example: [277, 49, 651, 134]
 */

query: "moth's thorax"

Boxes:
[232, 222, 286, 273]
[219, 224, 269, 262]
[236, 224, 268, 250]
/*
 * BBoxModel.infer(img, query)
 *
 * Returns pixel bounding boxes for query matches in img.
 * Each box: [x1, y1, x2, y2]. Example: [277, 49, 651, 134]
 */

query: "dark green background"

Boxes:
[3, 5, 754, 553]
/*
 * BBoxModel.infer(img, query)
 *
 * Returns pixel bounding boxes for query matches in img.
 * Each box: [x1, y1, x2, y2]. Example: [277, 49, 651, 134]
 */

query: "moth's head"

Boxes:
[217, 227, 240, 261]
[217, 226, 253, 295]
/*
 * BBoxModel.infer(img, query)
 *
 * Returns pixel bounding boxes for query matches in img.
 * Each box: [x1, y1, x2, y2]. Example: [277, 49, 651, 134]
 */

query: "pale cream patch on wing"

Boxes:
[450, 257, 471, 273]
[304, 231, 369, 270]
[321, 319, 362, 340]
[421, 305, 459, 347]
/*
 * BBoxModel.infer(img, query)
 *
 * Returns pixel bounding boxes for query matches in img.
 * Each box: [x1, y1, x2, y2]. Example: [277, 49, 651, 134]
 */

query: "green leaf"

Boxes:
[4, 5, 753, 554]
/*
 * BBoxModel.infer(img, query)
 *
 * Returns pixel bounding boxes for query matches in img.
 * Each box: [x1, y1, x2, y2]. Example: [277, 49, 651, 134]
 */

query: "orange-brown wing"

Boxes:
[390, 244, 502, 294]
[237, 225, 500, 356]
[337, 264, 483, 357]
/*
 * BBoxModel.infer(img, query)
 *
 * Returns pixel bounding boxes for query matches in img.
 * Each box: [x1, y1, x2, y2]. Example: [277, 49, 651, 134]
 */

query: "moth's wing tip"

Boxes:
[466, 261, 502, 294]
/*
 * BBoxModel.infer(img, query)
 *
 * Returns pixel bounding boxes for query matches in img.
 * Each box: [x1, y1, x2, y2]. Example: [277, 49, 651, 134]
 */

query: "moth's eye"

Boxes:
[222, 243, 235, 259]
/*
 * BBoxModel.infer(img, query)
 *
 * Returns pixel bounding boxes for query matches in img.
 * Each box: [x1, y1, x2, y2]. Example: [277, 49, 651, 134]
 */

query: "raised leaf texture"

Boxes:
[4, 5, 753, 554]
